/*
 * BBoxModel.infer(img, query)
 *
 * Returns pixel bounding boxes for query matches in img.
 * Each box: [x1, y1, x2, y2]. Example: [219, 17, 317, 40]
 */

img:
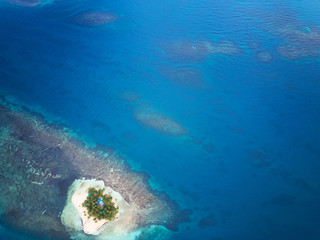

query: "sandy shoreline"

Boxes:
[63, 179, 129, 237]
[72, 190, 110, 234]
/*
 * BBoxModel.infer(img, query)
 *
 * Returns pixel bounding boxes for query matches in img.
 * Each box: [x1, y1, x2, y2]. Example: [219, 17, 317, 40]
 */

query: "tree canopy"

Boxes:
[82, 187, 119, 222]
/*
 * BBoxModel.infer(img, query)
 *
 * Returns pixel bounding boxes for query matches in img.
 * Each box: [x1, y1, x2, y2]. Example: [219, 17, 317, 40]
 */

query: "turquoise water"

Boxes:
[1, 0, 320, 239]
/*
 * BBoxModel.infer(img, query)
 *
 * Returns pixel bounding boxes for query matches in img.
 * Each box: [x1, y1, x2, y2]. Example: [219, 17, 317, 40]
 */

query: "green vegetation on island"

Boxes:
[82, 187, 119, 222]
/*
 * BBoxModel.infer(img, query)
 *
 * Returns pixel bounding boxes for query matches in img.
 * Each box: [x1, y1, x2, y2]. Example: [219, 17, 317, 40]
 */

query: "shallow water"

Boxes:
[0, 0, 320, 239]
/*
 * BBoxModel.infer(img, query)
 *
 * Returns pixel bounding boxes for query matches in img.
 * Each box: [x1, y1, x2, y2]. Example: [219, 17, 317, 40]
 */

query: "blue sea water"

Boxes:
[0, 0, 320, 239]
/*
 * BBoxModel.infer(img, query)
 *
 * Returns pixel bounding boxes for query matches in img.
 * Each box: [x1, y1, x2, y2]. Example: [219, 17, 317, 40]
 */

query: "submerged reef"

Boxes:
[256, 50, 273, 63]
[6, 0, 50, 7]
[262, 19, 320, 60]
[119, 91, 142, 103]
[276, 42, 320, 60]
[253, 5, 320, 60]
[162, 40, 214, 61]
[118, 92, 214, 153]
[134, 103, 189, 137]
[0, 96, 190, 239]
[161, 39, 241, 61]
[275, 25, 320, 60]
[211, 39, 242, 55]
[70, 11, 117, 27]
[159, 66, 210, 90]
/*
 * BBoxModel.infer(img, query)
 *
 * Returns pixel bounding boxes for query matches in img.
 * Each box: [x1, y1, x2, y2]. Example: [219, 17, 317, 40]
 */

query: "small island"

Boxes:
[0, 96, 190, 239]
[67, 179, 125, 235]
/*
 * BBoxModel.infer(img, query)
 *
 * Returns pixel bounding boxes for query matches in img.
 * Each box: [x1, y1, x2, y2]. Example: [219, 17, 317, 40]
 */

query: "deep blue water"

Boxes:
[1, 0, 320, 239]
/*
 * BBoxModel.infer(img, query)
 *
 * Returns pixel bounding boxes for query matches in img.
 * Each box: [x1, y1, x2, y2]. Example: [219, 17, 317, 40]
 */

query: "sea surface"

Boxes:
[0, 0, 320, 239]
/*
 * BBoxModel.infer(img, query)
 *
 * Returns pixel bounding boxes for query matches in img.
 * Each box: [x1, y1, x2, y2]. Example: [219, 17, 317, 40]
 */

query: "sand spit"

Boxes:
[0, 96, 191, 239]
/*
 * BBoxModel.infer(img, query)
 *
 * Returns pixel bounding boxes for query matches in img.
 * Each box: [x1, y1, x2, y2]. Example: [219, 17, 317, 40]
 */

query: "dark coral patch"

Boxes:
[198, 214, 218, 228]
[247, 149, 272, 168]
[159, 66, 209, 89]
[261, 193, 296, 207]
[119, 91, 142, 102]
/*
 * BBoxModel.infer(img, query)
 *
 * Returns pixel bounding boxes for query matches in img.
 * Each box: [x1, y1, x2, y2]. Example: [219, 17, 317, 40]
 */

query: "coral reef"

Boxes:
[263, 19, 320, 60]
[275, 25, 320, 60]
[276, 43, 319, 60]
[6, 0, 49, 7]
[162, 40, 214, 61]
[119, 91, 142, 103]
[0, 96, 190, 239]
[159, 66, 209, 89]
[211, 39, 242, 55]
[134, 104, 189, 136]
[70, 11, 117, 26]
[256, 50, 273, 63]
[161, 39, 241, 61]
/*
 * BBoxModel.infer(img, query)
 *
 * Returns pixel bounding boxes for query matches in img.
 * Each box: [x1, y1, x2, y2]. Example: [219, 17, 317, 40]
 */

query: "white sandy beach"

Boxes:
[61, 179, 134, 238]
[71, 190, 110, 234]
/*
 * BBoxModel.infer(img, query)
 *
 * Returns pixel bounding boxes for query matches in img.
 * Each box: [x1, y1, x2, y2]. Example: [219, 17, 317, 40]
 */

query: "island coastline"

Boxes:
[0, 95, 191, 239]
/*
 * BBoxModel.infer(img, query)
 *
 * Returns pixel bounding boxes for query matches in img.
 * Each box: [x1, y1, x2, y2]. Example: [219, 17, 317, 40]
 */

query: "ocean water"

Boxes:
[0, 0, 320, 239]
